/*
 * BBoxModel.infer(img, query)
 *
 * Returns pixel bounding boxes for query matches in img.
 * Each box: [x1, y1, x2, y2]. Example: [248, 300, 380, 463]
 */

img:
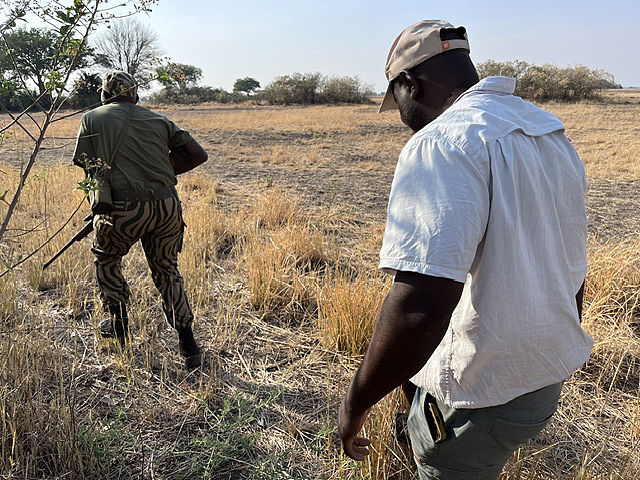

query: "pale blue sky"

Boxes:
[135, 1, 640, 90]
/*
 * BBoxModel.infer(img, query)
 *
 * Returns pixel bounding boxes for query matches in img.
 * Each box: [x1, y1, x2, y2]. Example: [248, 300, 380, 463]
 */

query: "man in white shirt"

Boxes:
[338, 20, 593, 479]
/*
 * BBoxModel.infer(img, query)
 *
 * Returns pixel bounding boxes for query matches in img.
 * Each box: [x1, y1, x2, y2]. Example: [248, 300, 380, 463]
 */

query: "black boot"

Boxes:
[177, 326, 202, 369]
[100, 303, 129, 346]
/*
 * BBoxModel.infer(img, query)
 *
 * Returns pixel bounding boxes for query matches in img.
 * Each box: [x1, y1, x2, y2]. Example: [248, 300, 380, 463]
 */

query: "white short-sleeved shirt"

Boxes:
[379, 76, 593, 409]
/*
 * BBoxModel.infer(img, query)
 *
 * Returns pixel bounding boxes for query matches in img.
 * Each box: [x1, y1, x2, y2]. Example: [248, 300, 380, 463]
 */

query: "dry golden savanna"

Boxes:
[0, 90, 639, 479]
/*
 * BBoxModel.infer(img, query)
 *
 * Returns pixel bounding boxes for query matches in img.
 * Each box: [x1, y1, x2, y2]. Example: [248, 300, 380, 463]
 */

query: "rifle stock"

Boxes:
[43, 219, 94, 270]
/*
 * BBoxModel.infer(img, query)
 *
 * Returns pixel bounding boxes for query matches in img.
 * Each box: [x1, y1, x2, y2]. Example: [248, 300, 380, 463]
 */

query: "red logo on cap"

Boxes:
[442, 41, 450, 50]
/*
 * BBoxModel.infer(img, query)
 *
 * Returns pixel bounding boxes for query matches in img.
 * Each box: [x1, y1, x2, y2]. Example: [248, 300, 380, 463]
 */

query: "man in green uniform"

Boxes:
[73, 71, 208, 368]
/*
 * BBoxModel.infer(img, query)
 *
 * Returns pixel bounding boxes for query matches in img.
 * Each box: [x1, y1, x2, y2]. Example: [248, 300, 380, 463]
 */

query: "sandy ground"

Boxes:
[2, 122, 639, 240]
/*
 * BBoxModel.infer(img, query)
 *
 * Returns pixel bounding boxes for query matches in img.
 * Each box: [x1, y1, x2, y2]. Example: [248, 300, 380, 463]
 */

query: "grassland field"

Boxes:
[0, 90, 639, 479]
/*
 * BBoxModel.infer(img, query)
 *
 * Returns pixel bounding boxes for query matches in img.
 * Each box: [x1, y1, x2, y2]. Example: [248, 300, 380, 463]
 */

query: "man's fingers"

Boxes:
[343, 436, 371, 461]
[353, 436, 371, 447]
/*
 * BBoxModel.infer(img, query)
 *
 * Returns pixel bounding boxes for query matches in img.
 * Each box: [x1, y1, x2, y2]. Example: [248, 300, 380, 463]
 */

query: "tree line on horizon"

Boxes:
[0, 20, 621, 112]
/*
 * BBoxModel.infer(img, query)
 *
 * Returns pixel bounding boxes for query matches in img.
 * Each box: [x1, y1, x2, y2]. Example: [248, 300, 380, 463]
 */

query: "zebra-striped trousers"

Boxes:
[91, 195, 193, 330]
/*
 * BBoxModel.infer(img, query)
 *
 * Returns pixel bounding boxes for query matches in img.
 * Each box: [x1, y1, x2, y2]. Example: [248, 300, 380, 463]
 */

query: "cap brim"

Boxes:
[379, 84, 398, 113]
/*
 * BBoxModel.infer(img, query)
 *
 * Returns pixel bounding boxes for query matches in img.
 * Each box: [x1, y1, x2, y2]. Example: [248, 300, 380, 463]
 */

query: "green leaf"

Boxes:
[56, 9, 70, 22]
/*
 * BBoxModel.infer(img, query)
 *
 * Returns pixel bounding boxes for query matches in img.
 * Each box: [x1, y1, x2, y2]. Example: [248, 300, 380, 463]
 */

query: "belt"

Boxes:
[112, 185, 176, 202]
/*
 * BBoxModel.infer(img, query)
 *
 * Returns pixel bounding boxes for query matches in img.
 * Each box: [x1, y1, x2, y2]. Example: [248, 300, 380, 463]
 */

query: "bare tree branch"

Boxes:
[92, 16, 161, 79]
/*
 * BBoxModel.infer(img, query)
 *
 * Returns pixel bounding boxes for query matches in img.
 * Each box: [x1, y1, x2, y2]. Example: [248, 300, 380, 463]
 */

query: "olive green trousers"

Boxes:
[408, 382, 563, 479]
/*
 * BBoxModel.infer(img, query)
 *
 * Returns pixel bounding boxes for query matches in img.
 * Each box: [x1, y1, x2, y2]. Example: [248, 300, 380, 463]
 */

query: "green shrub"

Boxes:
[260, 72, 373, 105]
[477, 60, 616, 101]
[320, 75, 374, 104]
[67, 72, 102, 109]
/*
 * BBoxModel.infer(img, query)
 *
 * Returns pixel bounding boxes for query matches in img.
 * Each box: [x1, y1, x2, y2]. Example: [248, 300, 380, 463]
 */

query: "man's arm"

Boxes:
[72, 118, 97, 172]
[170, 139, 208, 175]
[338, 271, 463, 460]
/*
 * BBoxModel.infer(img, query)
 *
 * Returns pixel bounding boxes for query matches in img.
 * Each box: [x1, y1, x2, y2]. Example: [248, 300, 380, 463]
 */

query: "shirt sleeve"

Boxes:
[72, 116, 97, 169]
[166, 118, 195, 149]
[379, 137, 490, 283]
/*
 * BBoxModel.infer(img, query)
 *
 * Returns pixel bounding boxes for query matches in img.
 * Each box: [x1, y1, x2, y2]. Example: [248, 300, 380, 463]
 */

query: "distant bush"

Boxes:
[213, 89, 246, 104]
[0, 78, 34, 111]
[260, 72, 323, 105]
[260, 72, 374, 105]
[66, 72, 102, 109]
[149, 85, 246, 105]
[320, 76, 374, 104]
[477, 61, 617, 101]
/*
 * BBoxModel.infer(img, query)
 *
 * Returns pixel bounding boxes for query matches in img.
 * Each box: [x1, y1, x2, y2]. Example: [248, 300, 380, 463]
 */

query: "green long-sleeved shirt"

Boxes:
[73, 102, 194, 191]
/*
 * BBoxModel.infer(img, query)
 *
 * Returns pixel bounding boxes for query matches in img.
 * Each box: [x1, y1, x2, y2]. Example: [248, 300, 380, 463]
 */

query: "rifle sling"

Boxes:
[102, 103, 135, 186]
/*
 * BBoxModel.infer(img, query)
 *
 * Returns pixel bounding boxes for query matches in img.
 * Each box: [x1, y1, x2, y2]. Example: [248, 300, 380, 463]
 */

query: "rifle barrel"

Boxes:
[42, 221, 94, 270]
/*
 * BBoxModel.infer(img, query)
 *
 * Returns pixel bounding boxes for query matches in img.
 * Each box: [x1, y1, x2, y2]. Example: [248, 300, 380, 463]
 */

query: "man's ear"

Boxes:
[398, 71, 420, 100]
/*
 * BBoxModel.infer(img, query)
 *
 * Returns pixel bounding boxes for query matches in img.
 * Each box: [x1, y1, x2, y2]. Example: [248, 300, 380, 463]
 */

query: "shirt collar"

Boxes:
[454, 76, 516, 104]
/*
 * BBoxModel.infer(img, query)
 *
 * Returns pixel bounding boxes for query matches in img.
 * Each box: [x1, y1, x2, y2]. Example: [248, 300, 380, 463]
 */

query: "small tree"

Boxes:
[92, 17, 161, 80]
[233, 76, 260, 96]
[156, 62, 202, 91]
[67, 71, 102, 108]
[0, 0, 159, 270]
[0, 27, 89, 107]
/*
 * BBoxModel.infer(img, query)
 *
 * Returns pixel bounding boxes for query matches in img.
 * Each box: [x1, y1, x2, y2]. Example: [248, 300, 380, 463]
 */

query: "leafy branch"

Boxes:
[0, 0, 159, 273]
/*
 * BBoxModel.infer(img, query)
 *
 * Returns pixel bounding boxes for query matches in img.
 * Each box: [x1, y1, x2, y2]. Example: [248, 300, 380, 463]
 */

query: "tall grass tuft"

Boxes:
[317, 270, 390, 354]
[244, 223, 327, 319]
[252, 187, 303, 229]
[0, 325, 101, 477]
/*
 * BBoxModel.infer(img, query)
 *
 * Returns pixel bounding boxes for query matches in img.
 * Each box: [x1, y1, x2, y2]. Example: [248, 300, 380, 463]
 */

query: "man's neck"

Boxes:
[105, 98, 135, 105]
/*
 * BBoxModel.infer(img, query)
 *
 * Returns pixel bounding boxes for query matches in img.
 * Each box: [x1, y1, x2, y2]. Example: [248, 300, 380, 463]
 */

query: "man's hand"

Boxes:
[336, 271, 463, 462]
[338, 398, 371, 461]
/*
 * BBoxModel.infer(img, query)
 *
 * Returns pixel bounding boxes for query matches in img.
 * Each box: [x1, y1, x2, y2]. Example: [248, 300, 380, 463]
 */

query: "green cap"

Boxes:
[100, 70, 137, 102]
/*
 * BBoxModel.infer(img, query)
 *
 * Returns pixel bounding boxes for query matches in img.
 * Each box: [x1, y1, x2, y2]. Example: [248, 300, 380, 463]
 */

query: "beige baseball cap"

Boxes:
[379, 20, 470, 112]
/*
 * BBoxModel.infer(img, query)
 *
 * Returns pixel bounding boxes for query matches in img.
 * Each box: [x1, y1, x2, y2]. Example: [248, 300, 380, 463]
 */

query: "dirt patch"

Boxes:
[200, 150, 640, 241]
[586, 178, 640, 239]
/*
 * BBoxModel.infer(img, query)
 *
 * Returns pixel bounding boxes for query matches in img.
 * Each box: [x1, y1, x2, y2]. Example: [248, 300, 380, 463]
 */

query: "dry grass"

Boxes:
[547, 102, 640, 180]
[243, 223, 327, 319]
[318, 270, 390, 355]
[250, 187, 305, 229]
[1, 90, 639, 478]
[158, 104, 395, 135]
